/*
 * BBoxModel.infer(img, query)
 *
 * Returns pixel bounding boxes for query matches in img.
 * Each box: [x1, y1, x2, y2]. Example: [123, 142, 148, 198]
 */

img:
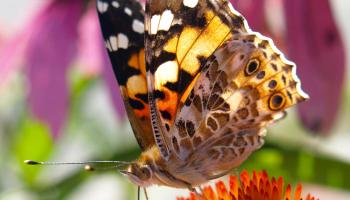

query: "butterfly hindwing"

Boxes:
[97, 0, 155, 150]
[174, 32, 309, 161]
[145, 0, 250, 159]
[148, 1, 308, 161]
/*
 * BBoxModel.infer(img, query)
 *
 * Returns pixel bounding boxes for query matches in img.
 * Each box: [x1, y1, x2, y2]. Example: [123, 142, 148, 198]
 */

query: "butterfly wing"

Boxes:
[172, 24, 309, 164]
[145, 0, 249, 159]
[175, 33, 308, 179]
[97, 0, 155, 150]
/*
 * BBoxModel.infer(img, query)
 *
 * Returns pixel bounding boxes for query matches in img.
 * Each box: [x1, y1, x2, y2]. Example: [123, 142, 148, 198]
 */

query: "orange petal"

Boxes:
[229, 175, 239, 198]
[202, 186, 217, 200]
[240, 170, 250, 190]
[271, 185, 280, 200]
[284, 184, 292, 200]
[216, 181, 230, 200]
[293, 184, 302, 200]
[277, 177, 284, 199]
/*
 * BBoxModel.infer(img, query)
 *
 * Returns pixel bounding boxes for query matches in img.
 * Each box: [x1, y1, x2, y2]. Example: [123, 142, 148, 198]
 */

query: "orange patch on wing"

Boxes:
[134, 104, 150, 119]
[138, 48, 146, 76]
[180, 73, 200, 104]
[164, 36, 179, 54]
[180, 16, 232, 75]
[156, 88, 178, 123]
[128, 53, 139, 69]
[125, 48, 149, 119]
[177, 27, 201, 63]
[205, 10, 215, 21]
[127, 48, 146, 77]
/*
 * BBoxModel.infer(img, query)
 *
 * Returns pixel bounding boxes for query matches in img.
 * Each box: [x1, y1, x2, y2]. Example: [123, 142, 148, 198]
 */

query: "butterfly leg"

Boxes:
[143, 187, 149, 200]
[138, 186, 140, 200]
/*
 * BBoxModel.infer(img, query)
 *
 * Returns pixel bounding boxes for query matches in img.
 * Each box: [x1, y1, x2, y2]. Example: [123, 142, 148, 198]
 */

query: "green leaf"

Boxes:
[13, 116, 53, 184]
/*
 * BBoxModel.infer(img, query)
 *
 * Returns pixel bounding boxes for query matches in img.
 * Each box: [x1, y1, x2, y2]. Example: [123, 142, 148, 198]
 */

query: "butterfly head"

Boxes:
[121, 163, 153, 187]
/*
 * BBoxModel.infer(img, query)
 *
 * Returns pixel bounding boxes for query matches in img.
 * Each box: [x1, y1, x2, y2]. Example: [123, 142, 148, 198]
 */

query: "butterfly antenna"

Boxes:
[24, 160, 131, 171]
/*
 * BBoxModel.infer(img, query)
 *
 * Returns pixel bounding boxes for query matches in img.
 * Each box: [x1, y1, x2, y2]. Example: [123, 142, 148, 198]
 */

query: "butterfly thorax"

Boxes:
[123, 146, 197, 188]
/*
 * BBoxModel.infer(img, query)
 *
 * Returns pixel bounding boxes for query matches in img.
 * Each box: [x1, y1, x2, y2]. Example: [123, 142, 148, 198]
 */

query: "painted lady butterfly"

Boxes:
[97, 0, 308, 190]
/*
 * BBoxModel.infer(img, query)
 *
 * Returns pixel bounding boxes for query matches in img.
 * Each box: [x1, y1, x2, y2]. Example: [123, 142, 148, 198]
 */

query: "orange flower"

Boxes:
[178, 170, 318, 200]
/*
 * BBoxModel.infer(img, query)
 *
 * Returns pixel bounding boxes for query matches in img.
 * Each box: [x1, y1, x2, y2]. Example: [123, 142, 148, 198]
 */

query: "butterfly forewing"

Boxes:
[145, 0, 251, 159]
[97, 0, 155, 150]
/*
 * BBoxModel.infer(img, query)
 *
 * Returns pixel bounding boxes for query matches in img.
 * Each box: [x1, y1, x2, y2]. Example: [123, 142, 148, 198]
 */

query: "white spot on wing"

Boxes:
[222, 91, 243, 112]
[155, 61, 179, 89]
[105, 40, 112, 52]
[150, 15, 161, 35]
[109, 36, 118, 51]
[118, 33, 129, 49]
[132, 19, 144, 34]
[112, 1, 120, 8]
[158, 10, 174, 31]
[183, 0, 199, 8]
[97, 0, 109, 13]
[124, 7, 132, 16]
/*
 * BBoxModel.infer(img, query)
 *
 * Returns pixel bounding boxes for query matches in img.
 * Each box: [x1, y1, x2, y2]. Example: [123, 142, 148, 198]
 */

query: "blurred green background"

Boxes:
[1, 0, 350, 199]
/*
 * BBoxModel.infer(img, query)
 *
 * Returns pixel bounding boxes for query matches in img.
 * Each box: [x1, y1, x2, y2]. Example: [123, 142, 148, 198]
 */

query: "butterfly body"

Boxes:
[97, 0, 308, 189]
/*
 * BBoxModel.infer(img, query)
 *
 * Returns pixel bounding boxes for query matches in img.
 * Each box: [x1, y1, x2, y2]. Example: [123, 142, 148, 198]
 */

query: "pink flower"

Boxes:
[0, 0, 125, 138]
[284, 0, 346, 134]
[0, 29, 4, 47]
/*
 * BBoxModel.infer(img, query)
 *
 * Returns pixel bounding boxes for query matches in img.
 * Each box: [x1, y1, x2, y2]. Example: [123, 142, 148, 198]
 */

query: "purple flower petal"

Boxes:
[0, 30, 29, 89]
[231, 0, 287, 49]
[231, 0, 266, 32]
[76, 6, 103, 76]
[284, 0, 346, 134]
[26, 0, 84, 138]
[0, 30, 4, 45]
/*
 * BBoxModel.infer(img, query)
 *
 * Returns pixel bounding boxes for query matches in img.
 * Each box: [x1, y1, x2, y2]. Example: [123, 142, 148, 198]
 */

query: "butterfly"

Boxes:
[97, 0, 308, 190]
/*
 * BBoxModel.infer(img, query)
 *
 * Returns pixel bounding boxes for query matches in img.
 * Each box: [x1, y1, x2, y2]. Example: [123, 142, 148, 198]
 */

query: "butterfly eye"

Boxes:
[269, 93, 286, 111]
[245, 59, 260, 76]
[140, 166, 152, 179]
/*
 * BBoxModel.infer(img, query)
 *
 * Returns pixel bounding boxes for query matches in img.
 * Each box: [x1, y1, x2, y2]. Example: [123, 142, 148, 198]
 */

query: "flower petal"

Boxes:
[216, 181, 230, 199]
[231, 0, 266, 32]
[0, 28, 4, 46]
[76, 6, 103, 76]
[0, 29, 29, 90]
[293, 184, 302, 200]
[284, 0, 346, 134]
[180, 171, 318, 200]
[26, 0, 83, 138]
[229, 175, 239, 198]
